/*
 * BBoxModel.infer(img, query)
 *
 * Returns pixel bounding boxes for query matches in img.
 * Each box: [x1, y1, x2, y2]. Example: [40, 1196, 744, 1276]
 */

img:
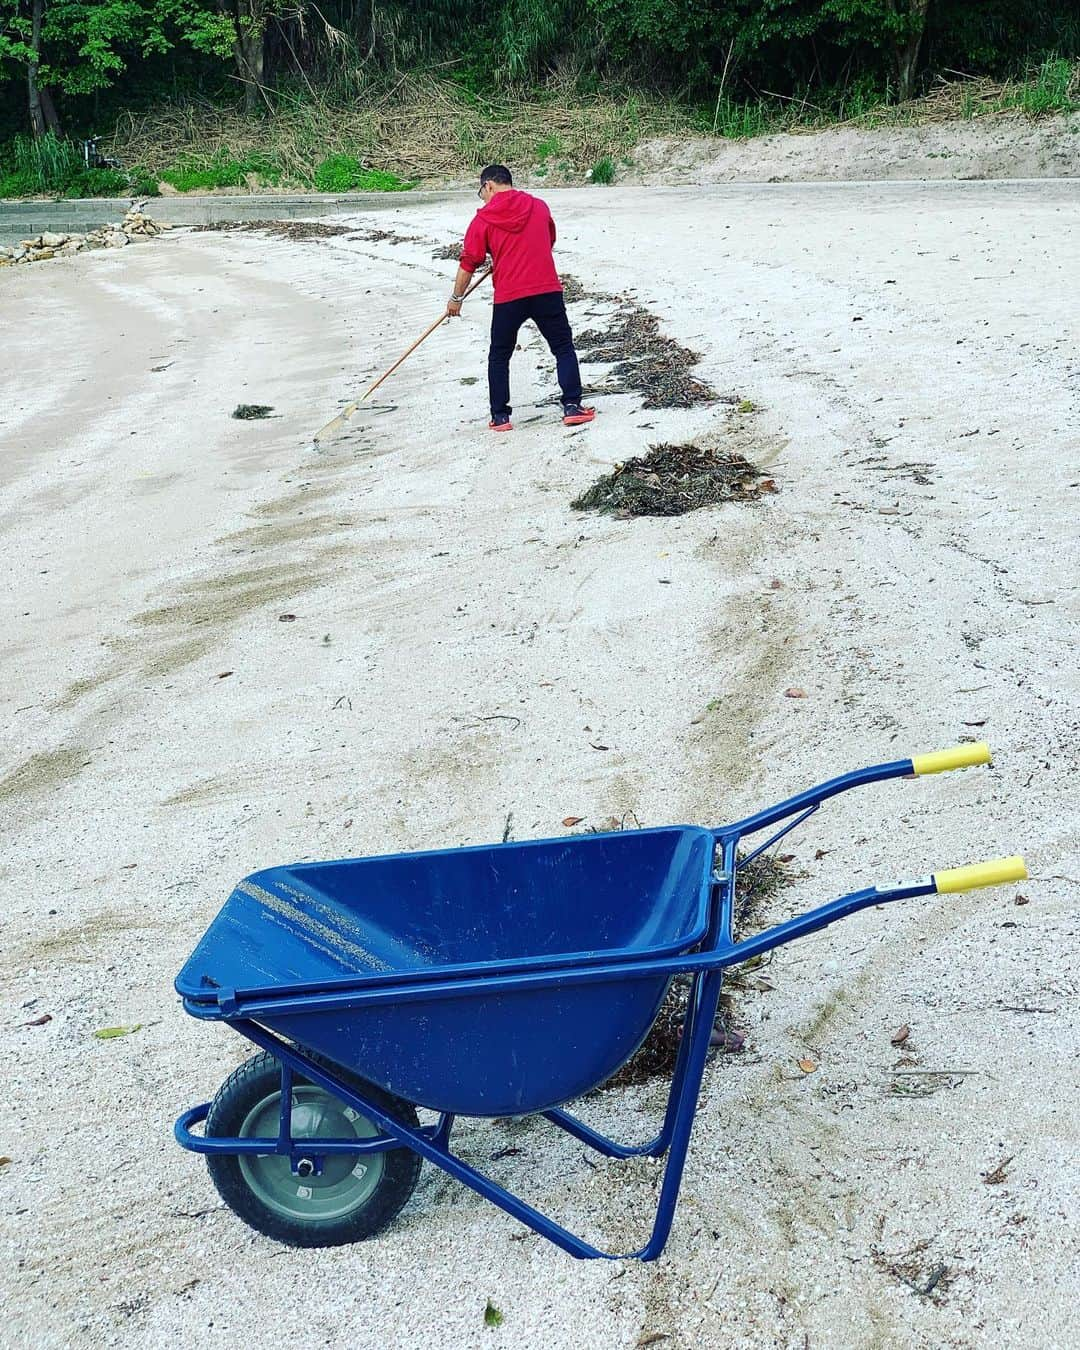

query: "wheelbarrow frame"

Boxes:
[175, 748, 1021, 1260]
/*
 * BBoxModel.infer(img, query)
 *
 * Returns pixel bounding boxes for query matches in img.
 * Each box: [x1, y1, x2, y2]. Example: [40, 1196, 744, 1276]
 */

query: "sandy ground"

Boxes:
[633, 110, 1080, 182]
[1, 181, 1078, 1349]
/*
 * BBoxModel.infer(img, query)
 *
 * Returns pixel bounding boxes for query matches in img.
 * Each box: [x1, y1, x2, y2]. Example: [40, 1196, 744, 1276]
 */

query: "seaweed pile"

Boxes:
[572, 442, 775, 518]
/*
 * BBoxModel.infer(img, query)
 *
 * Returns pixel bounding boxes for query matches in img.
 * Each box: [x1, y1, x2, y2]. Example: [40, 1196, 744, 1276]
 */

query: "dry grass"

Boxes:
[111, 78, 691, 186]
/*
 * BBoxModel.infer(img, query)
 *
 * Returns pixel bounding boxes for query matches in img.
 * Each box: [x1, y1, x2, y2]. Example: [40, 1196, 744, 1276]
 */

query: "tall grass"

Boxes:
[9, 131, 83, 192]
[1002, 56, 1078, 115]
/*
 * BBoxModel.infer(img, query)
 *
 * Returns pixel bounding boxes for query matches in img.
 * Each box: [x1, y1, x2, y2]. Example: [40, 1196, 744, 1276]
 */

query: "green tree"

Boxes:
[0, 0, 234, 135]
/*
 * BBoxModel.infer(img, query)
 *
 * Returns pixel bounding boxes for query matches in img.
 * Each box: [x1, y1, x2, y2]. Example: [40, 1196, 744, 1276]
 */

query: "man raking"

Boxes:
[447, 164, 595, 432]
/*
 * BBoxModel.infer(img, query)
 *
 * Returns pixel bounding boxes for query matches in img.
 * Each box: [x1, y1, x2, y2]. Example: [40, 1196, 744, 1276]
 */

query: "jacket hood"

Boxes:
[478, 187, 535, 233]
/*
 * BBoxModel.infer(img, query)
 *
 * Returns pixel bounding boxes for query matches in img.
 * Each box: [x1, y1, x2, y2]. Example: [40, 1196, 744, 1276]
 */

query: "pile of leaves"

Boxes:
[573, 442, 775, 517]
[575, 303, 718, 409]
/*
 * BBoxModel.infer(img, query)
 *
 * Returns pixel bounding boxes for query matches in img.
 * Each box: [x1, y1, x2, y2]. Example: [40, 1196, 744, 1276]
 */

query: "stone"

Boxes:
[31, 247, 55, 261]
[41, 231, 67, 248]
[19, 236, 42, 249]
[102, 230, 128, 248]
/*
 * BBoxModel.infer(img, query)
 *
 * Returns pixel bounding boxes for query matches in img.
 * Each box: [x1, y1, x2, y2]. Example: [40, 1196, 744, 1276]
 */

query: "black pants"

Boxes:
[488, 290, 582, 417]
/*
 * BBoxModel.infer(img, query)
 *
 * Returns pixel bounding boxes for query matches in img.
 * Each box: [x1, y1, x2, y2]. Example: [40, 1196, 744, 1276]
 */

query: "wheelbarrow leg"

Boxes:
[638, 968, 724, 1259]
[541, 964, 705, 1160]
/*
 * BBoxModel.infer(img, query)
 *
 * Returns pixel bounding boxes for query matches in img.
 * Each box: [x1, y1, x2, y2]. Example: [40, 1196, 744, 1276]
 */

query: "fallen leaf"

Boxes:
[23, 1014, 52, 1028]
[891, 1024, 910, 1046]
[215, 671, 233, 680]
[562, 816, 584, 827]
[759, 479, 779, 493]
[1014, 894, 1029, 906]
[120, 863, 137, 870]
[768, 578, 783, 590]
[93, 1024, 142, 1040]
[589, 743, 610, 751]
[798, 1058, 818, 1073]
[0, 1156, 11, 1167]
[278, 613, 297, 622]
[342, 818, 353, 828]
[982, 1155, 1014, 1185]
[778, 852, 795, 863]
[962, 719, 986, 727]
[483, 1300, 503, 1328]
[814, 848, 830, 860]
[637, 1336, 671, 1349]
[784, 687, 807, 699]
[490, 1146, 523, 1160]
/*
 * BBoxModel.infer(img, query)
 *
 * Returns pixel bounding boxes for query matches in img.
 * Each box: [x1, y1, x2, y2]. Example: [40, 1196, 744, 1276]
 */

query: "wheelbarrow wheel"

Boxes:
[205, 1050, 421, 1248]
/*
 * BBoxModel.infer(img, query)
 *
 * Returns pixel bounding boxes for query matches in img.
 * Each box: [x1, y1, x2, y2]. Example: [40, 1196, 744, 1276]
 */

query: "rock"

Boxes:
[31, 247, 55, 261]
[19, 236, 42, 249]
[58, 239, 85, 255]
[102, 230, 128, 248]
[41, 231, 67, 248]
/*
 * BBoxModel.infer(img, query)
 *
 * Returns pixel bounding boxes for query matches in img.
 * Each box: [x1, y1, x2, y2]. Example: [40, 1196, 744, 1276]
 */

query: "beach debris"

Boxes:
[562, 815, 585, 827]
[798, 1058, 818, 1073]
[193, 219, 352, 241]
[0, 205, 168, 267]
[574, 302, 718, 408]
[22, 1013, 52, 1028]
[93, 1024, 142, 1039]
[572, 442, 772, 518]
[982, 1155, 1014, 1185]
[891, 1024, 911, 1046]
[232, 404, 274, 419]
[483, 1300, 504, 1328]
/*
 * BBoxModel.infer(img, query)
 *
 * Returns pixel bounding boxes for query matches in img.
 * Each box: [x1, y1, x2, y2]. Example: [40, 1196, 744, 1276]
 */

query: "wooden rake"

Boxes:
[314, 267, 492, 443]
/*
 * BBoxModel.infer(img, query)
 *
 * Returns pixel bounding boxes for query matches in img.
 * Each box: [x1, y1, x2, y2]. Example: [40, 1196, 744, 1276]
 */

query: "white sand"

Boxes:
[1, 180, 1078, 1349]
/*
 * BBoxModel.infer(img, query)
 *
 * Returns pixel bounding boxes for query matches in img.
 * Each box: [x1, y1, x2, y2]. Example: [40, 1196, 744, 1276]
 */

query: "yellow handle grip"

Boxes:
[911, 742, 991, 775]
[933, 856, 1027, 894]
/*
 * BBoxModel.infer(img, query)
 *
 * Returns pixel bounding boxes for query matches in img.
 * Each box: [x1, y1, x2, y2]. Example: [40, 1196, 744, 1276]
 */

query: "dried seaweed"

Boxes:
[575, 303, 719, 409]
[573, 442, 773, 517]
[193, 219, 353, 240]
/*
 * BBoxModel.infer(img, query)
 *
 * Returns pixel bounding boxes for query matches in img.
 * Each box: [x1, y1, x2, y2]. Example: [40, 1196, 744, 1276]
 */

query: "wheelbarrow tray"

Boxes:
[176, 826, 718, 1115]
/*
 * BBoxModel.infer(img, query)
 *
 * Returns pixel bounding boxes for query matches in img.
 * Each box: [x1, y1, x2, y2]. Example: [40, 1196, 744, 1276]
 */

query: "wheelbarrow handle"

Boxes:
[725, 852, 1027, 965]
[718, 742, 992, 841]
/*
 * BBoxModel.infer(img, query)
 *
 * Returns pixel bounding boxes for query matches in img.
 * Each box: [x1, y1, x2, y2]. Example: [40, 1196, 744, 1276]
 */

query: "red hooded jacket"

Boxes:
[460, 188, 562, 305]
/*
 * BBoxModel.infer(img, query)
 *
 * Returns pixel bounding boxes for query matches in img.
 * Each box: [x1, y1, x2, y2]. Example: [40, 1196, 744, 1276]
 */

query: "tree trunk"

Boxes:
[234, 0, 268, 113]
[891, 0, 931, 102]
[27, 0, 46, 135]
[25, 0, 63, 137]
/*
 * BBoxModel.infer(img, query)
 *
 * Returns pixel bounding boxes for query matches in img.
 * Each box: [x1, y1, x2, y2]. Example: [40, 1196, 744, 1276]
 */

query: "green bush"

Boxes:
[589, 155, 616, 184]
[66, 168, 128, 197]
[313, 154, 414, 192]
[1004, 56, 1078, 115]
[0, 169, 38, 198]
[160, 149, 281, 192]
[127, 166, 161, 197]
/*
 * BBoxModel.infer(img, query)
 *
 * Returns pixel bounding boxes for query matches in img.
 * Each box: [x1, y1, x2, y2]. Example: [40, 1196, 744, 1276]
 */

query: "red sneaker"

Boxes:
[562, 403, 595, 426]
[489, 414, 513, 432]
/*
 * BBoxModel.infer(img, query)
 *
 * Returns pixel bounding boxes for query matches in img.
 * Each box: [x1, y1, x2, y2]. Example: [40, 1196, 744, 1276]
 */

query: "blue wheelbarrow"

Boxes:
[175, 744, 1025, 1259]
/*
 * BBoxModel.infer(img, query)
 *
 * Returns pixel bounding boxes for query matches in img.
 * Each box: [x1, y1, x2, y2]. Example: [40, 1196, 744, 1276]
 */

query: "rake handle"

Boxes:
[359, 266, 491, 403]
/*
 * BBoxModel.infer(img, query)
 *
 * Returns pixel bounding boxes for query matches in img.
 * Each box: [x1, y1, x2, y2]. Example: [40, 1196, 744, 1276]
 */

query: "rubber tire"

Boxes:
[205, 1050, 422, 1247]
